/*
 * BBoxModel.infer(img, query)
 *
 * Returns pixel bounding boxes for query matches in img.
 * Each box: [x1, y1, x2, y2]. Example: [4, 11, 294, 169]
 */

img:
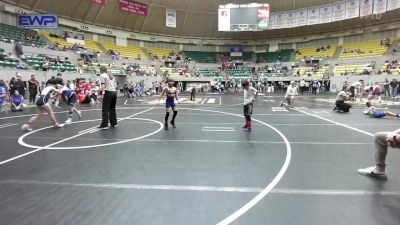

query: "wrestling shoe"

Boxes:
[358, 166, 387, 179]
[21, 124, 32, 132]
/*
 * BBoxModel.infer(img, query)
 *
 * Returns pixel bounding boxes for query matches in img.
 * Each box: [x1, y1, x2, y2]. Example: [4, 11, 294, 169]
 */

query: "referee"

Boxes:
[98, 66, 118, 130]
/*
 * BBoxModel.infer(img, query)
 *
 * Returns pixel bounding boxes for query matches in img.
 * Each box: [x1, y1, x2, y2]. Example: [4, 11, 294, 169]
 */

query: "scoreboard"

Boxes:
[218, 3, 270, 32]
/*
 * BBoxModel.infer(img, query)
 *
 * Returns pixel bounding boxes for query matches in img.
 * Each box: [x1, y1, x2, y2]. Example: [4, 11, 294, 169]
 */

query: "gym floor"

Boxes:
[0, 94, 399, 225]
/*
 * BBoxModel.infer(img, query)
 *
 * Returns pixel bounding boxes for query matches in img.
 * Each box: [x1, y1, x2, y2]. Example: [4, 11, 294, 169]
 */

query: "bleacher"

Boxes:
[101, 42, 148, 60]
[198, 69, 220, 77]
[0, 49, 20, 69]
[39, 31, 75, 49]
[40, 31, 102, 53]
[293, 66, 328, 77]
[380, 62, 400, 74]
[225, 69, 252, 77]
[85, 40, 102, 53]
[295, 46, 336, 60]
[339, 40, 387, 59]
[256, 50, 292, 63]
[20, 54, 77, 72]
[230, 52, 253, 61]
[0, 23, 46, 47]
[333, 64, 374, 76]
[185, 51, 216, 63]
[146, 47, 176, 59]
[160, 67, 191, 77]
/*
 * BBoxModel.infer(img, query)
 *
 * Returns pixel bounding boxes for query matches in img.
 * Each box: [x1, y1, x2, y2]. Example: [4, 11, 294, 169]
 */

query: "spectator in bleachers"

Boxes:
[10, 90, 24, 111]
[15, 41, 23, 57]
[28, 74, 39, 104]
[42, 58, 50, 71]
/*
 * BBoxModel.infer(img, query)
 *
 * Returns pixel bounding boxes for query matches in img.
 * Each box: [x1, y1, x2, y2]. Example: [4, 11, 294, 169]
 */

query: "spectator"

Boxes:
[0, 79, 6, 112]
[15, 41, 23, 57]
[15, 74, 26, 98]
[42, 58, 50, 71]
[390, 78, 398, 99]
[9, 77, 16, 94]
[10, 90, 24, 111]
[28, 74, 39, 104]
[383, 78, 390, 97]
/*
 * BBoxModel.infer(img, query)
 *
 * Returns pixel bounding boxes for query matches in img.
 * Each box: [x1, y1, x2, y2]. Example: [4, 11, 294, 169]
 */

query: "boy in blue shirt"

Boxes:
[10, 90, 24, 111]
[61, 85, 82, 124]
[363, 102, 399, 119]
[0, 81, 6, 112]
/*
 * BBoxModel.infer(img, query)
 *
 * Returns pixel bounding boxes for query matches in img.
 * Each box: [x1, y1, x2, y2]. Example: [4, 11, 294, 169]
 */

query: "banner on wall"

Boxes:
[218, 8, 230, 31]
[166, 8, 176, 28]
[387, 0, 400, 11]
[295, 9, 307, 27]
[345, 0, 360, 19]
[119, 0, 148, 16]
[90, 0, 105, 6]
[373, 0, 387, 14]
[332, 1, 346, 21]
[257, 6, 270, 30]
[307, 7, 320, 25]
[285, 11, 296, 28]
[268, 14, 276, 30]
[319, 4, 332, 23]
[360, 0, 373, 17]
[274, 12, 286, 29]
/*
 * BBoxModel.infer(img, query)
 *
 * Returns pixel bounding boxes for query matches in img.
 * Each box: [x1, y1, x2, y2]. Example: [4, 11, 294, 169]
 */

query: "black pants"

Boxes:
[101, 91, 117, 126]
[335, 100, 351, 113]
[29, 89, 37, 103]
[190, 92, 195, 101]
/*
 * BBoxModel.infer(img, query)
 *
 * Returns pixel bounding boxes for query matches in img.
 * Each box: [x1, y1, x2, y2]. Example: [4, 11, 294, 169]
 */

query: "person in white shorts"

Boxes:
[280, 81, 297, 109]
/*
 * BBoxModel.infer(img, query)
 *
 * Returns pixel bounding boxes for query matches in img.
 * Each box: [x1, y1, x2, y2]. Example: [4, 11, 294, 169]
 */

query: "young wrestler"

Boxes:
[242, 81, 258, 132]
[159, 79, 180, 130]
[363, 102, 399, 119]
[21, 79, 64, 131]
[61, 85, 82, 124]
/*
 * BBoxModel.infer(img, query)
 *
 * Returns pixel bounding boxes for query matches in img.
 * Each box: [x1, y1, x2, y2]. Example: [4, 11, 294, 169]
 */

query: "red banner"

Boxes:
[119, 0, 148, 16]
[90, 0, 105, 6]
[257, 7, 270, 19]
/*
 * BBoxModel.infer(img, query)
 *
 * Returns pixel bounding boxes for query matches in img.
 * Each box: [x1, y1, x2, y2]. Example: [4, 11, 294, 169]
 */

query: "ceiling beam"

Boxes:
[32, 0, 42, 9]
[140, 0, 153, 32]
[179, 0, 193, 36]
[72, 0, 86, 19]
[93, 4, 105, 24]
